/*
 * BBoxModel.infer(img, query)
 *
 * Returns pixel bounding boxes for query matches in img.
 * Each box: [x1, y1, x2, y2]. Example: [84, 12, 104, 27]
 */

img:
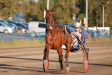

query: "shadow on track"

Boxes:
[0, 56, 112, 67]
[0, 56, 112, 73]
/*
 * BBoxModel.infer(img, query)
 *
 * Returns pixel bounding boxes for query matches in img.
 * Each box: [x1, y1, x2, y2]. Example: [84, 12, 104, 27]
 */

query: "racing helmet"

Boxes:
[74, 22, 81, 27]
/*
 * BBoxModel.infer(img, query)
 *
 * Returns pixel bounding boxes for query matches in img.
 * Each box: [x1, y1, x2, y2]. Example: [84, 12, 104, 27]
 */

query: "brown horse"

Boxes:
[43, 8, 72, 72]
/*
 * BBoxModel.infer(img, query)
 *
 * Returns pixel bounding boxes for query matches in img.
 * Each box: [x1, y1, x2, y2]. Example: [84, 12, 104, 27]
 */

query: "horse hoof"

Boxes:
[60, 69, 65, 74]
[65, 66, 70, 72]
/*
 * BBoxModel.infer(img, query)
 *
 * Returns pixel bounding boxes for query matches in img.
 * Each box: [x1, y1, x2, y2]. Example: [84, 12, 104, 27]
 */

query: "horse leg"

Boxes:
[43, 44, 51, 72]
[43, 47, 49, 60]
[65, 44, 71, 72]
[57, 48, 64, 72]
[43, 47, 49, 72]
[44, 44, 52, 59]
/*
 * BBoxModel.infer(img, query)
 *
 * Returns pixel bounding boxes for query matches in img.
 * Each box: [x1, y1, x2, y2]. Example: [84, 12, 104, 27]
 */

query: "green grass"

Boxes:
[0, 37, 112, 47]
[86, 37, 112, 42]
[0, 40, 45, 47]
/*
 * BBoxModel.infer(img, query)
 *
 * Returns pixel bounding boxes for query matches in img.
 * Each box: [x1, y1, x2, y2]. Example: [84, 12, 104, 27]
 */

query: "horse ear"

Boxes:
[51, 7, 55, 12]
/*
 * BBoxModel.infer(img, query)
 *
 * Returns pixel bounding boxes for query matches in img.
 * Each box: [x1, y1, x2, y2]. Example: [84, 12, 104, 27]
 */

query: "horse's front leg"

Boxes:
[43, 47, 49, 72]
[43, 47, 49, 60]
[43, 44, 51, 72]
[44, 44, 52, 61]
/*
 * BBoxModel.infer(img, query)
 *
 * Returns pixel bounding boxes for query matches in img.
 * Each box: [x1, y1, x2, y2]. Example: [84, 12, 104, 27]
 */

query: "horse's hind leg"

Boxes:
[65, 57, 70, 72]
[65, 44, 71, 72]
[57, 48, 64, 72]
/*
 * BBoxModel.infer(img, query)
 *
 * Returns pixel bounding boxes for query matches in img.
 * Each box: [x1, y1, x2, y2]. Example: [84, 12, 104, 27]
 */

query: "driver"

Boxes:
[62, 22, 85, 50]
[71, 22, 85, 49]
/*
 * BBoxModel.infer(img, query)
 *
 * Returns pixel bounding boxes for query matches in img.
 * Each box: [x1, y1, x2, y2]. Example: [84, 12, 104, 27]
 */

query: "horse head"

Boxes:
[45, 8, 55, 30]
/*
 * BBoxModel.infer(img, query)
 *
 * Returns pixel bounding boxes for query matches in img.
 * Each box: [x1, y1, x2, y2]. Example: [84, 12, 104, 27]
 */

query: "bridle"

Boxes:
[46, 11, 67, 42]
[46, 11, 54, 29]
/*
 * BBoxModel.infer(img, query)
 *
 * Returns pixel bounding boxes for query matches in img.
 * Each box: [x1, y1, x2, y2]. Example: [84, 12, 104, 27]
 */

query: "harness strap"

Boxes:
[47, 32, 58, 40]
[47, 32, 58, 49]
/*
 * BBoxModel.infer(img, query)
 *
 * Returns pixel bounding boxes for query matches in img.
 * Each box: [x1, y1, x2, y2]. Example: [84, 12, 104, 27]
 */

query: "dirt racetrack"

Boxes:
[0, 41, 112, 75]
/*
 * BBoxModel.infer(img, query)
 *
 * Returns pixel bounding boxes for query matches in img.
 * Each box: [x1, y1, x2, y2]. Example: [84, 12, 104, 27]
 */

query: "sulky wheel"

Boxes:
[83, 48, 89, 72]
[43, 50, 49, 72]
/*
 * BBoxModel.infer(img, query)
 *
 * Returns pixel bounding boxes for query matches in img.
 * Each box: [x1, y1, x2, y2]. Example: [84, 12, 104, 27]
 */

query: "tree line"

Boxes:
[0, 0, 112, 29]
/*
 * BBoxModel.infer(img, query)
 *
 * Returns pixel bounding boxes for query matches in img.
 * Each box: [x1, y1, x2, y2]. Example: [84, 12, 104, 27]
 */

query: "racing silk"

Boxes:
[71, 32, 85, 49]
[62, 31, 85, 49]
